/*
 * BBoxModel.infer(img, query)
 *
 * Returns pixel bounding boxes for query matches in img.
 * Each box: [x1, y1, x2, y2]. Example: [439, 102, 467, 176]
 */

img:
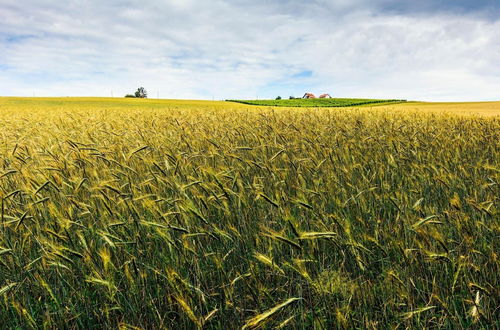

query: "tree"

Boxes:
[275, 96, 282, 100]
[135, 87, 147, 98]
[289, 96, 295, 99]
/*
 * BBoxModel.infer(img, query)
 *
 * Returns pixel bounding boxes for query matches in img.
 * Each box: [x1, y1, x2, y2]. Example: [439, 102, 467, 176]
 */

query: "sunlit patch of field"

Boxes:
[381, 101, 500, 117]
[0, 97, 498, 328]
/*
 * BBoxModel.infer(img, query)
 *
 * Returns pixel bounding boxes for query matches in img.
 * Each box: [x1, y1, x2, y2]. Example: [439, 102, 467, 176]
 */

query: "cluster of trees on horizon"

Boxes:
[276, 96, 300, 100]
[125, 87, 147, 98]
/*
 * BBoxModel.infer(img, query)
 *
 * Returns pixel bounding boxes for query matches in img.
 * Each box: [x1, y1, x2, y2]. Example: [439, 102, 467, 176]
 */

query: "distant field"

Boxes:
[0, 97, 498, 328]
[227, 98, 407, 107]
[385, 101, 500, 117]
[1, 97, 498, 116]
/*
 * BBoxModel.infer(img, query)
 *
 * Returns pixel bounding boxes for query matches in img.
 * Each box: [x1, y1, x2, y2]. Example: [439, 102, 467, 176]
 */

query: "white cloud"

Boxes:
[0, 0, 499, 101]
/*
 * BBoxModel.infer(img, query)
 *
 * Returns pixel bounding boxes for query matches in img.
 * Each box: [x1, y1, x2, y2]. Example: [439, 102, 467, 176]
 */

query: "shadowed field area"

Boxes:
[0, 97, 498, 328]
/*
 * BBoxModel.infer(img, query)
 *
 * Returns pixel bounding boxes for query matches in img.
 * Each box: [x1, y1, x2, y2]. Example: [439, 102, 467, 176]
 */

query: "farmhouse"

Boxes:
[302, 93, 332, 99]
[302, 93, 316, 99]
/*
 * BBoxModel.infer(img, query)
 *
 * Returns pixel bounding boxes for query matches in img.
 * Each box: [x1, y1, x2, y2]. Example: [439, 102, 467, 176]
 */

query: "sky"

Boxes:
[1, 0, 499, 101]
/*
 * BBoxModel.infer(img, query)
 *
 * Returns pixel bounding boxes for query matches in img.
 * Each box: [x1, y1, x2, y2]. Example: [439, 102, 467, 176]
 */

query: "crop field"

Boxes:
[227, 98, 407, 107]
[0, 97, 498, 328]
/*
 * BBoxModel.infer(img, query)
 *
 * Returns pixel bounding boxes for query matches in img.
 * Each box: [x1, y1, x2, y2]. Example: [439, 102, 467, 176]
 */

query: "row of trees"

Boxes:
[275, 96, 298, 100]
[125, 87, 147, 98]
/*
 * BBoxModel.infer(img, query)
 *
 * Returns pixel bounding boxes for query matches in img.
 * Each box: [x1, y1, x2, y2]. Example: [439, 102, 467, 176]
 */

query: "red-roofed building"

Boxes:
[302, 93, 316, 99]
[319, 94, 332, 98]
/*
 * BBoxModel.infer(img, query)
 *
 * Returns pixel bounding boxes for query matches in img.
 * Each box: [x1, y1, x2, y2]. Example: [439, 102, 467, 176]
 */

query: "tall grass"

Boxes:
[0, 99, 498, 328]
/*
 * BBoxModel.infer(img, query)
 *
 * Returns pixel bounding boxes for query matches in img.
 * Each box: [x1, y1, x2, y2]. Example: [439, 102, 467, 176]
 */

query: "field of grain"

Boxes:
[384, 101, 500, 117]
[227, 98, 406, 107]
[0, 97, 498, 328]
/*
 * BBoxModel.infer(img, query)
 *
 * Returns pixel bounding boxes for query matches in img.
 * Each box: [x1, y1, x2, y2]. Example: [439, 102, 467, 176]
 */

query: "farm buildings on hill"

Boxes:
[302, 93, 332, 99]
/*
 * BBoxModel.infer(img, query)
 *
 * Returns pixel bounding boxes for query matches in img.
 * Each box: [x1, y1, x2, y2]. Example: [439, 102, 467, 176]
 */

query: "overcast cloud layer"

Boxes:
[1, 0, 499, 101]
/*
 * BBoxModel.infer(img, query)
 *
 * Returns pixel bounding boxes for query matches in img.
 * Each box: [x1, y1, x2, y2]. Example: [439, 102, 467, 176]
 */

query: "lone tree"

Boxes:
[275, 96, 282, 100]
[135, 87, 147, 98]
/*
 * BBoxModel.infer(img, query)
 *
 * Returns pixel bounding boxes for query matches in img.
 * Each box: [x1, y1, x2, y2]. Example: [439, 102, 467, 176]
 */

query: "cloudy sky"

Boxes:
[1, 0, 499, 101]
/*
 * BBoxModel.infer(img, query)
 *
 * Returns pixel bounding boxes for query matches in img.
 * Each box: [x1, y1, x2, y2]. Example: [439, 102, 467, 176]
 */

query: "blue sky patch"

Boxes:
[5, 34, 38, 43]
[292, 70, 313, 78]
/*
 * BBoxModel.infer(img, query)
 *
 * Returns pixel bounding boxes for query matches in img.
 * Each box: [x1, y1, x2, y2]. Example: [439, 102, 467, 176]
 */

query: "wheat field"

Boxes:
[0, 97, 498, 328]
